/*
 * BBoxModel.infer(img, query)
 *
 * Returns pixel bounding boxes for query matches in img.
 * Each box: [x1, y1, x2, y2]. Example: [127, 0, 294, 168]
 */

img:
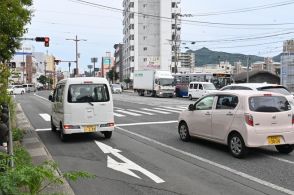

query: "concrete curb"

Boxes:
[15, 103, 75, 195]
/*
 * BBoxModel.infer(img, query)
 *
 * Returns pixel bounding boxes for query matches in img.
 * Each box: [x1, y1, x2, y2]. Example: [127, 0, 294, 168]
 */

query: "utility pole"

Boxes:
[66, 35, 86, 77]
[91, 57, 98, 77]
[246, 57, 250, 83]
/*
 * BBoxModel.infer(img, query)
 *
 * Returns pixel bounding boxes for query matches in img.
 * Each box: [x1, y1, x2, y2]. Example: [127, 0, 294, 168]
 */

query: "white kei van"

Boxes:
[188, 82, 217, 100]
[22, 84, 36, 93]
[49, 77, 114, 141]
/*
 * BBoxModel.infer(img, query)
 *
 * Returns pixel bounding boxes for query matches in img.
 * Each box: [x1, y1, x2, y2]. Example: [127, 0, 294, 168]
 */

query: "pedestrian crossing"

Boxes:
[114, 105, 187, 118]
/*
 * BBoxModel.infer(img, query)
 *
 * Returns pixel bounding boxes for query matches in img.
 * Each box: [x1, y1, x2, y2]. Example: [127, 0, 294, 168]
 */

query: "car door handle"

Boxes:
[205, 112, 211, 116]
[226, 112, 233, 116]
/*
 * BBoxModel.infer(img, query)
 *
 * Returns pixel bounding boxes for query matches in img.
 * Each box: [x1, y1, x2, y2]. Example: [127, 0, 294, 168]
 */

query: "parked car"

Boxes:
[111, 84, 122, 93]
[22, 84, 36, 93]
[7, 85, 25, 95]
[49, 77, 114, 141]
[220, 83, 294, 106]
[178, 90, 294, 158]
[188, 82, 217, 100]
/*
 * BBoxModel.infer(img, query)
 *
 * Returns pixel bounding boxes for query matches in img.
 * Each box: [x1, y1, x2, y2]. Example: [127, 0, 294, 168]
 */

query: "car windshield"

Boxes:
[249, 96, 291, 112]
[159, 78, 174, 86]
[203, 84, 216, 90]
[257, 86, 291, 95]
[68, 84, 110, 103]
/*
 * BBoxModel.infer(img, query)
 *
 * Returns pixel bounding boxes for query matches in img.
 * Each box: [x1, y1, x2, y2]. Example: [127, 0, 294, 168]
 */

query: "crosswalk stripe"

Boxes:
[39, 113, 50, 121]
[177, 106, 188, 109]
[153, 108, 181, 113]
[141, 108, 170, 114]
[127, 109, 154, 115]
[114, 112, 125, 117]
[115, 110, 142, 116]
[160, 106, 185, 111]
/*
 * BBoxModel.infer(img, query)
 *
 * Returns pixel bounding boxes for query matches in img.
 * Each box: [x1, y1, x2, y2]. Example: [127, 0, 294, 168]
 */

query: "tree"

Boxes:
[37, 75, 47, 86]
[0, 0, 32, 63]
[107, 69, 119, 83]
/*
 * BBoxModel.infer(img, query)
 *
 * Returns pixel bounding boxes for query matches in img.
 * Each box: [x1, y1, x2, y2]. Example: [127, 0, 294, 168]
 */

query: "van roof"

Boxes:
[58, 77, 109, 85]
[209, 90, 285, 98]
[189, 82, 214, 84]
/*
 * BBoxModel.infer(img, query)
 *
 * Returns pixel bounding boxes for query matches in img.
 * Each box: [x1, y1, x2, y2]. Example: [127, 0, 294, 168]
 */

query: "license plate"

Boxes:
[267, 136, 281, 145]
[84, 125, 96, 132]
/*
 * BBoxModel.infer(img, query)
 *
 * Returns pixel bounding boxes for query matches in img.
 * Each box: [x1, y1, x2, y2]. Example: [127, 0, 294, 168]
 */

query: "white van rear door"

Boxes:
[66, 83, 113, 125]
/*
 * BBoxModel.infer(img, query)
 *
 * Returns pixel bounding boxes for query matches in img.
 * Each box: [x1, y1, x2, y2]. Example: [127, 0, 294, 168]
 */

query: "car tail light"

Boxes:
[84, 81, 93, 84]
[245, 114, 254, 126]
[263, 94, 272, 96]
[292, 115, 294, 124]
[64, 125, 80, 129]
[100, 122, 115, 127]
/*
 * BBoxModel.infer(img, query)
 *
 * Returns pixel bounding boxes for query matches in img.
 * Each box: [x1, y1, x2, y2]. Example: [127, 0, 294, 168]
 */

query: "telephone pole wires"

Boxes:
[66, 35, 86, 76]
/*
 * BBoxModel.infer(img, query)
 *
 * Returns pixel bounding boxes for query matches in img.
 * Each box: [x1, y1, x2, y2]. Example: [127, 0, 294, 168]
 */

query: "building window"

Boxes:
[129, 24, 134, 29]
[143, 47, 147, 51]
[172, 13, 175, 19]
[129, 12, 134, 19]
[143, 4, 147, 8]
[129, 2, 134, 8]
[129, 34, 134, 40]
[130, 45, 134, 51]
[143, 58, 147, 62]
[172, 2, 177, 8]
[131, 56, 134, 62]
[143, 36, 147, 40]
[172, 24, 175, 29]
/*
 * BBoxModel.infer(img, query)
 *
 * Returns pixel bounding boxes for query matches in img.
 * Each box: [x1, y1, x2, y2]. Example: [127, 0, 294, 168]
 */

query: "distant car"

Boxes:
[188, 82, 217, 100]
[7, 85, 25, 95]
[111, 84, 122, 93]
[22, 84, 36, 93]
[178, 90, 294, 158]
[220, 83, 294, 106]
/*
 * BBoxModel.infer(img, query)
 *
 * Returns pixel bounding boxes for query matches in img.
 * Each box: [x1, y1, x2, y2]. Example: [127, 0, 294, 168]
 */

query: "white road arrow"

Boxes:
[95, 141, 165, 184]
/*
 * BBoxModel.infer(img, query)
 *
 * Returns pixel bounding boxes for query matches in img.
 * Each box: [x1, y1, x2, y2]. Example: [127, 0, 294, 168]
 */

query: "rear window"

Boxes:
[249, 96, 291, 112]
[257, 86, 291, 95]
[68, 84, 110, 103]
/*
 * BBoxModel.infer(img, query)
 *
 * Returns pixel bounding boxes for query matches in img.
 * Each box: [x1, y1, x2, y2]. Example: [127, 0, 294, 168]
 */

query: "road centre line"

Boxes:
[34, 94, 50, 102]
[116, 120, 178, 127]
[116, 126, 294, 195]
[265, 155, 294, 165]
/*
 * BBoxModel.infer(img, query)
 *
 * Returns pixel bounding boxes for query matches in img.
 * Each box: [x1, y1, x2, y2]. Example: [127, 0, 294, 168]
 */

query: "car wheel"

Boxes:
[103, 131, 112, 139]
[51, 117, 57, 132]
[275, 144, 294, 154]
[228, 133, 248, 158]
[188, 94, 192, 100]
[21, 91, 24, 95]
[178, 122, 190, 142]
[59, 125, 68, 142]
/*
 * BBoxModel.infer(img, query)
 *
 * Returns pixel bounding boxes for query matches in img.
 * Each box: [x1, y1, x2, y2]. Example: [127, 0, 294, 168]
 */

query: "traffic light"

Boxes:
[35, 37, 50, 47]
[44, 37, 49, 47]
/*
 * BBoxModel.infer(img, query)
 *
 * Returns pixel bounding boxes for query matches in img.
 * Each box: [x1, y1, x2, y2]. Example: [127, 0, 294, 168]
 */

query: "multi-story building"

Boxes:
[177, 52, 195, 73]
[122, 0, 181, 80]
[114, 43, 124, 82]
[281, 39, 294, 91]
[251, 57, 280, 75]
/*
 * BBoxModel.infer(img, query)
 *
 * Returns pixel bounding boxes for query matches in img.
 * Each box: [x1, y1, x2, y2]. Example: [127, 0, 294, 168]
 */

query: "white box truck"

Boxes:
[133, 70, 175, 97]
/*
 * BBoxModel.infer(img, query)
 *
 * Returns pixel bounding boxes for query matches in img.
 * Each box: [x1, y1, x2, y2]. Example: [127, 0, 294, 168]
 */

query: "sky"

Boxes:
[24, 0, 294, 72]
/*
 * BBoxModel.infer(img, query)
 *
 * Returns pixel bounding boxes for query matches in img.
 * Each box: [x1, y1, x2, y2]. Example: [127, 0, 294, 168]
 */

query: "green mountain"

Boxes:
[188, 47, 281, 66]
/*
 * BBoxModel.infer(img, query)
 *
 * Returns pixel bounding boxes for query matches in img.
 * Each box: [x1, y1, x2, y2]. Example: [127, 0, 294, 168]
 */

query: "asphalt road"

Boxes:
[15, 91, 294, 195]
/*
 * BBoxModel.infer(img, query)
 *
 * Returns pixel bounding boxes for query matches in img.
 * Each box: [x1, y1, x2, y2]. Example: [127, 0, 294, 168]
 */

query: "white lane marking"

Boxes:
[34, 94, 50, 102]
[160, 106, 185, 111]
[178, 106, 188, 109]
[153, 107, 181, 113]
[115, 110, 141, 116]
[35, 128, 51, 131]
[39, 113, 51, 122]
[141, 108, 170, 114]
[116, 126, 294, 195]
[114, 106, 123, 109]
[95, 141, 165, 183]
[266, 155, 294, 165]
[127, 109, 154, 115]
[114, 112, 125, 117]
[116, 120, 177, 127]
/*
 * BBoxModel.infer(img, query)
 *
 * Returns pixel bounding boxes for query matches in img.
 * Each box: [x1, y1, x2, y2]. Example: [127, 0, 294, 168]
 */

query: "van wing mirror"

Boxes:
[48, 95, 53, 102]
[188, 104, 194, 111]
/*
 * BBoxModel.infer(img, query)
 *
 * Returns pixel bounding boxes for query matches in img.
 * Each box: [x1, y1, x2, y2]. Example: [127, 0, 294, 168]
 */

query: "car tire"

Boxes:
[59, 124, 68, 142]
[103, 131, 112, 139]
[275, 144, 294, 154]
[21, 91, 24, 95]
[51, 117, 57, 132]
[178, 122, 190, 142]
[228, 133, 248, 158]
[188, 94, 192, 100]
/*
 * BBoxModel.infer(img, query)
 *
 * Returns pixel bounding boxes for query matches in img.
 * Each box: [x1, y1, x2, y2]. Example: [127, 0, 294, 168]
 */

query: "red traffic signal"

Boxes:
[44, 37, 49, 47]
[35, 37, 50, 47]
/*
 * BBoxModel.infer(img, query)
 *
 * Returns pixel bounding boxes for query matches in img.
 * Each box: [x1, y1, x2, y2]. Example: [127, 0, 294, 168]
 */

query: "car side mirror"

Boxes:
[188, 104, 194, 111]
[48, 95, 53, 102]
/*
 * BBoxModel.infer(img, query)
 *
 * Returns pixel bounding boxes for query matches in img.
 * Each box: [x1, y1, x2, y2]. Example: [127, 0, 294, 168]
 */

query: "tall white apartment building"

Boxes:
[122, 0, 181, 80]
[281, 39, 294, 91]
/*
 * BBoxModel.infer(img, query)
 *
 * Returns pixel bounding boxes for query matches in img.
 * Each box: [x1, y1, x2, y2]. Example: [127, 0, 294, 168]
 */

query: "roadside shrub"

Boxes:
[12, 128, 24, 142]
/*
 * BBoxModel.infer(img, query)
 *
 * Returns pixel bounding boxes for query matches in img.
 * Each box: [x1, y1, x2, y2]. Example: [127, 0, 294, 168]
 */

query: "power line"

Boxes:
[189, 0, 294, 17]
[69, 0, 294, 27]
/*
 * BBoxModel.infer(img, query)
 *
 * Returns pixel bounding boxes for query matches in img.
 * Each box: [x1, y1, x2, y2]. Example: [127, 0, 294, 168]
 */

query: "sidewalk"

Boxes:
[15, 103, 75, 195]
